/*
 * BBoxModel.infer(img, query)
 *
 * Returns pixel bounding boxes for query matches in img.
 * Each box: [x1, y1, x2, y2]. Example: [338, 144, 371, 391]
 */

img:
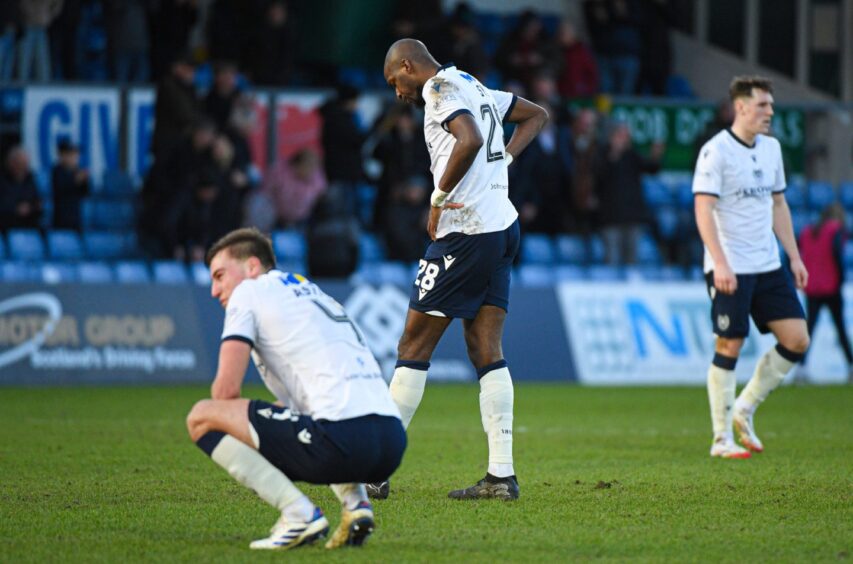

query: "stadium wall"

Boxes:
[1, 282, 849, 386]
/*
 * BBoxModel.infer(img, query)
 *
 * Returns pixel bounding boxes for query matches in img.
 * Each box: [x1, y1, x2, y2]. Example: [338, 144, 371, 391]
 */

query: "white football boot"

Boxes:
[733, 409, 764, 453]
[249, 507, 329, 550]
[710, 436, 752, 459]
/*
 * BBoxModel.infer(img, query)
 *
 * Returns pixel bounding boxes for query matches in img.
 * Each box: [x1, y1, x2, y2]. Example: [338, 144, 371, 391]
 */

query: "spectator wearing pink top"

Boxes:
[798, 203, 853, 383]
[556, 19, 599, 99]
[261, 149, 327, 228]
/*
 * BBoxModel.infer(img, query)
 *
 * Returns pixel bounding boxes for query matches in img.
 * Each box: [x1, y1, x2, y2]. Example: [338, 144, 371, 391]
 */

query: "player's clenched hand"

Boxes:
[790, 258, 808, 289]
[427, 202, 464, 241]
[714, 262, 737, 295]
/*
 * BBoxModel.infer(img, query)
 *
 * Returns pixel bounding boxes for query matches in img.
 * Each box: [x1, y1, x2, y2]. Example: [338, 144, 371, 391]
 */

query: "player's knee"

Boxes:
[782, 333, 810, 354]
[715, 338, 744, 358]
[397, 332, 430, 361]
[186, 400, 212, 441]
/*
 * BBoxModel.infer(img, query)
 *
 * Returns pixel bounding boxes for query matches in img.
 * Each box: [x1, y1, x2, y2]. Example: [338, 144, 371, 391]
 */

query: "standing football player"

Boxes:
[187, 228, 405, 549]
[693, 76, 809, 459]
[376, 39, 547, 499]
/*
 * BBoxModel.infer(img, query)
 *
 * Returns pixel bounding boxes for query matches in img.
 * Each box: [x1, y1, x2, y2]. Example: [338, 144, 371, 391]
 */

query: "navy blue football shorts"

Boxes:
[704, 267, 805, 338]
[409, 219, 521, 319]
[247, 400, 406, 485]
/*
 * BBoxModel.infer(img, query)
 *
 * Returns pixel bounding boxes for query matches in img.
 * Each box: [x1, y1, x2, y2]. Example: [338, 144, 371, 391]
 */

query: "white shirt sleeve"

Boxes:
[692, 142, 723, 197]
[490, 88, 517, 122]
[221, 283, 257, 345]
[424, 77, 472, 132]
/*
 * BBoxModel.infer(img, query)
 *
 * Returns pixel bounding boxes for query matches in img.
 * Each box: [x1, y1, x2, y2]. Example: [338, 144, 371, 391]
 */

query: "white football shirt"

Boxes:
[422, 64, 519, 239]
[221, 270, 400, 422]
[693, 129, 787, 274]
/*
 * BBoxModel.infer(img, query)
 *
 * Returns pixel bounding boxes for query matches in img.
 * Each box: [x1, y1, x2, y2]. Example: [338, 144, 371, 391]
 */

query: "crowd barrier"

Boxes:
[1, 281, 848, 386]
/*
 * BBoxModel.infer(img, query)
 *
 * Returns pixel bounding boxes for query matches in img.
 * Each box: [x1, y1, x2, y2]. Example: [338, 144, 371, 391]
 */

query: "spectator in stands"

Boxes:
[636, 0, 673, 95]
[694, 99, 734, 162]
[495, 10, 559, 92]
[568, 108, 601, 234]
[106, 0, 150, 83]
[48, 0, 80, 80]
[204, 61, 241, 130]
[0, 146, 43, 231]
[512, 100, 572, 234]
[50, 138, 89, 231]
[383, 175, 429, 262]
[447, 3, 489, 79]
[17, 0, 63, 82]
[245, 0, 295, 86]
[595, 121, 663, 264]
[390, 0, 449, 62]
[583, 0, 642, 95]
[370, 104, 431, 231]
[207, 0, 247, 65]
[222, 96, 257, 193]
[556, 19, 599, 99]
[255, 148, 327, 230]
[151, 54, 200, 164]
[148, 0, 198, 81]
[210, 132, 249, 233]
[320, 84, 366, 220]
[141, 119, 217, 258]
[0, 2, 18, 81]
[797, 203, 853, 383]
[174, 168, 223, 262]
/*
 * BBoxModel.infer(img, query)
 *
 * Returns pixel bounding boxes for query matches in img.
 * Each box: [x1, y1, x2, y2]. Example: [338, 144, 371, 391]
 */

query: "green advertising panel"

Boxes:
[592, 102, 805, 173]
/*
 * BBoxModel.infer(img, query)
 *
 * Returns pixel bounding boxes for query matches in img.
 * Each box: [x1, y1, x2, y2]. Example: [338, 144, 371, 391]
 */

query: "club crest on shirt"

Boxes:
[717, 314, 730, 331]
[753, 169, 763, 181]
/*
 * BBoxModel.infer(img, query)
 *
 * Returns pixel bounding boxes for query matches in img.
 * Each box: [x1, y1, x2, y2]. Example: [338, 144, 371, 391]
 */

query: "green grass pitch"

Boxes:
[1, 384, 851, 562]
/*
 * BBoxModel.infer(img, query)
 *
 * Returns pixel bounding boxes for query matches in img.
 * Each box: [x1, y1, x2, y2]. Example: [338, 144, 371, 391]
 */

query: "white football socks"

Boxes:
[389, 365, 427, 429]
[735, 346, 795, 416]
[707, 364, 736, 441]
[210, 435, 314, 522]
[479, 366, 514, 478]
[329, 483, 368, 510]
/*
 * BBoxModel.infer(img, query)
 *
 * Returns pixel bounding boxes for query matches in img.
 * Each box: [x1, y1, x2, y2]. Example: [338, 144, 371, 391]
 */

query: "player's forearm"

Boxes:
[437, 138, 482, 192]
[211, 378, 241, 400]
[504, 111, 548, 160]
[773, 199, 801, 261]
[694, 199, 729, 268]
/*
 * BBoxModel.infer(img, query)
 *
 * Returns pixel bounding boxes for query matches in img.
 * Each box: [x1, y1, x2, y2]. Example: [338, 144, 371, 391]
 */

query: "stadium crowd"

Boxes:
[0, 0, 747, 280]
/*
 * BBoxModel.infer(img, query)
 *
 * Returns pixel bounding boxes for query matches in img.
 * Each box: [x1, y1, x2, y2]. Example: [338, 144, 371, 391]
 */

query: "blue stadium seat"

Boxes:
[587, 235, 606, 264]
[587, 265, 624, 281]
[655, 207, 680, 240]
[784, 180, 806, 209]
[625, 265, 662, 281]
[807, 181, 836, 211]
[41, 262, 77, 284]
[77, 261, 114, 283]
[555, 235, 586, 264]
[659, 265, 687, 281]
[687, 265, 705, 281]
[0, 234, 6, 260]
[7, 229, 45, 261]
[636, 233, 662, 265]
[520, 234, 556, 264]
[675, 180, 694, 209]
[190, 262, 210, 285]
[47, 230, 84, 260]
[665, 74, 695, 98]
[101, 169, 135, 195]
[277, 261, 307, 276]
[114, 261, 150, 284]
[0, 261, 41, 282]
[518, 264, 555, 288]
[84, 231, 127, 259]
[642, 176, 672, 207]
[844, 241, 853, 268]
[839, 182, 853, 210]
[553, 265, 587, 282]
[152, 261, 189, 284]
[272, 230, 307, 261]
[375, 261, 412, 286]
[790, 209, 814, 237]
[82, 198, 136, 230]
[359, 233, 385, 263]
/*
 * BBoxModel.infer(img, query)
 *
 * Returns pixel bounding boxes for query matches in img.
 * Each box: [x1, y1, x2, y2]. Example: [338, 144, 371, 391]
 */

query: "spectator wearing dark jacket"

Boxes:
[151, 55, 200, 163]
[204, 61, 240, 130]
[495, 10, 559, 92]
[595, 122, 663, 264]
[50, 139, 89, 231]
[0, 146, 43, 231]
[319, 84, 365, 219]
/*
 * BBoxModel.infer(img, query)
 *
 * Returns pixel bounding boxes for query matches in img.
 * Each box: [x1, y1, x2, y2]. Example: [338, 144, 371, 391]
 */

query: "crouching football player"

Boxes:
[186, 228, 405, 550]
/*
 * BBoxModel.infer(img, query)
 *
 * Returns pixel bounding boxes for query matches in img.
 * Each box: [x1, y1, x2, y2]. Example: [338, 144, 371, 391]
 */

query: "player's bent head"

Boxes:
[729, 75, 773, 102]
[205, 227, 276, 270]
